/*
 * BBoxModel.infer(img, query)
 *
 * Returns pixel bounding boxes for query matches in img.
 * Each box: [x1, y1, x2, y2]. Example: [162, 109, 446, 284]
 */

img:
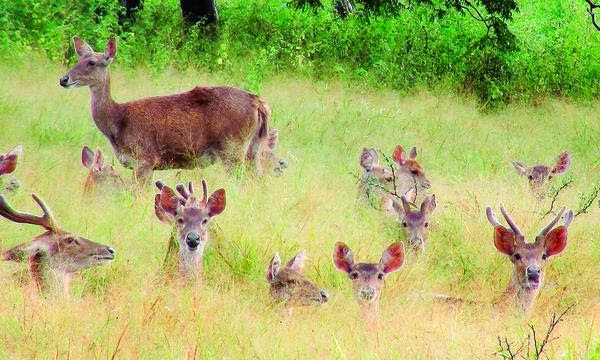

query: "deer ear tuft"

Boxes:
[81, 146, 94, 169]
[266, 253, 281, 282]
[392, 145, 405, 165]
[73, 36, 93, 56]
[333, 242, 354, 273]
[494, 226, 516, 256]
[104, 38, 117, 62]
[551, 152, 570, 174]
[512, 161, 528, 176]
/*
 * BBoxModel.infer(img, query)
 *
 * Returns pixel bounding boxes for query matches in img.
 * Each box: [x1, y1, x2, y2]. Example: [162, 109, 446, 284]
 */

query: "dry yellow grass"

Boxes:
[0, 61, 599, 358]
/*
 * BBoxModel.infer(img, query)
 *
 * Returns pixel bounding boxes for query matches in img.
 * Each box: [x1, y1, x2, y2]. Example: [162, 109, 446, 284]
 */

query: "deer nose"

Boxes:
[359, 287, 375, 302]
[526, 266, 541, 277]
[107, 247, 115, 255]
[186, 232, 201, 249]
[278, 159, 288, 168]
[320, 290, 329, 303]
[59, 76, 69, 87]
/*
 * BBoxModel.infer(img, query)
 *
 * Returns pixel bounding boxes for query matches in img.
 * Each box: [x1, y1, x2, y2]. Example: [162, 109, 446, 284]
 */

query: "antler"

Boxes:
[538, 206, 566, 236]
[485, 207, 502, 228]
[499, 204, 524, 238]
[201, 179, 208, 204]
[156, 180, 186, 205]
[0, 194, 58, 232]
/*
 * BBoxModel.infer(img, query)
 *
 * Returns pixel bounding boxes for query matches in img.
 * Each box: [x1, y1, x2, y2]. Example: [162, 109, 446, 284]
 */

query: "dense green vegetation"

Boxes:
[1, 0, 600, 105]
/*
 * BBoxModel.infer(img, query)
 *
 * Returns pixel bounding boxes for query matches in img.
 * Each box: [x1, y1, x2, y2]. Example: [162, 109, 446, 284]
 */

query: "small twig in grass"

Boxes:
[541, 180, 573, 218]
[575, 184, 600, 217]
[110, 322, 129, 360]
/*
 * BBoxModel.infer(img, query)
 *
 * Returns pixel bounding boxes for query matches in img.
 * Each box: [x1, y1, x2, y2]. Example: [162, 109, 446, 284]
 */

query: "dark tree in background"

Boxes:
[180, 0, 219, 25]
[119, 0, 143, 19]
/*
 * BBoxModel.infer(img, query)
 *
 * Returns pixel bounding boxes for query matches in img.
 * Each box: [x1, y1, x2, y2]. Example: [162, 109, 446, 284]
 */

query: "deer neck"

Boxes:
[359, 301, 380, 328]
[509, 272, 540, 313]
[179, 245, 204, 279]
[89, 70, 120, 138]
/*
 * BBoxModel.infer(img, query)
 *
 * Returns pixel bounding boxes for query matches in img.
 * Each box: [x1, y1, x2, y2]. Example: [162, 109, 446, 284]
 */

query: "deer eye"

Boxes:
[410, 170, 418, 175]
[177, 218, 184, 225]
[377, 273, 385, 280]
[66, 237, 79, 245]
[402, 222, 408, 228]
[424, 222, 429, 228]
[527, 175, 533, 181]
[88, 60, 96, 66]
[349, 271, 359, 280]
[202, 218, 209, 225]
[513, 253, 521, 261]
[548, 175, 553, 180]
[542, 253, 548, 260]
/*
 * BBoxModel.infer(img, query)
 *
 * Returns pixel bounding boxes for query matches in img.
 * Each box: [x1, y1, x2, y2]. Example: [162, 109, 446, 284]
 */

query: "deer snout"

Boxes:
[319, 290, 329, 303]
[525, 266, 542, 288]
[358, 287, 376, 302]
[278, 159, 288, 169]
[59, 75, 70, 88]
[185, 232, 201, 251]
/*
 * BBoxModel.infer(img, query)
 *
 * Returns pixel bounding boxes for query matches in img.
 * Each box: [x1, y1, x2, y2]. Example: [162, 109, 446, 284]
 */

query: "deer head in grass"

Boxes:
[512, 152, 570, 199]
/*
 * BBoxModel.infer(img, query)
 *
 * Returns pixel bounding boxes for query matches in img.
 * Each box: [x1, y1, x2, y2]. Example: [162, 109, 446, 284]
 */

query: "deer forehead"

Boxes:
[273, 268, 306, 282]
[180, 206, 209, 219]
[404, 211, 428, 224]
[530, 165, 550, 177]
[402, 160, 424, 173]
[353, 263, 383, 277]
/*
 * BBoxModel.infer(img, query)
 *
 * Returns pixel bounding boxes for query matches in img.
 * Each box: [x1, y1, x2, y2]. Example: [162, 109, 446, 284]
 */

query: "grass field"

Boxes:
[0, 60, 599, 359]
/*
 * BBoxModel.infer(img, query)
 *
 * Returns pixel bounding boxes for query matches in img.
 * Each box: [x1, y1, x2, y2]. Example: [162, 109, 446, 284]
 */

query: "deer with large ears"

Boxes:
[391, 194, 436, 253]
[0, 145, 23, 194]
[512, 152, 570, 199]
[81, 146, 127, 195]
[333, 242, 404, 320]
[60, 36, 286, 184]
[0, 194, 115, 294]
[154, 179, 225, 279]
[266, 251, 329, 306]
[486, 204, 573, 313]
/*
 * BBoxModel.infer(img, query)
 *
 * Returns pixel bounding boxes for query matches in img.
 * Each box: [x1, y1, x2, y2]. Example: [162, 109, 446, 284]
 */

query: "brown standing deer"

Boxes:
[512, 152, 570, 199]
[81, 146, 127, 194]
[391, 194, 436, 252]
[154, 179, 225, 279]
[358, 145, 429, 210]
[485, 204, 573, 313]
[60, 36, 287, 183]
[0, 194, 115, 294]
[0, 145, 23, 194]
[266, 251, 329, 306]
[333, 242, 404, 320]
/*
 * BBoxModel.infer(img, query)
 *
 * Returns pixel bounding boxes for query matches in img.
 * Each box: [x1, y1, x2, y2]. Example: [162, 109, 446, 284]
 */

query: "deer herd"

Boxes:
[0, 37, 577, 320]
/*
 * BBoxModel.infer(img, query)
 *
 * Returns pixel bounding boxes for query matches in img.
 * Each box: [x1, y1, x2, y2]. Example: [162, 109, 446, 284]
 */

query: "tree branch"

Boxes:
[585, 0, 600, 31]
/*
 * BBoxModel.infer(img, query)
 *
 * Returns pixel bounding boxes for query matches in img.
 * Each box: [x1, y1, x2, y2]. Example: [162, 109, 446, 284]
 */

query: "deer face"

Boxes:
[333, 242, 404, 305]
[82, 146, 126, 194]
[392, 195, 436, 252]
[359, 148, 395, 190]
[259, 130, 288, 176]
[512, 152, 570, 197]
[486, 206, 572, 293]
[156, 180, 225, 276]
[392, 145, 431, 191]
[266, 251, 329, 305]
[0, 145, 22, 193]
[60, 37, 116, 88]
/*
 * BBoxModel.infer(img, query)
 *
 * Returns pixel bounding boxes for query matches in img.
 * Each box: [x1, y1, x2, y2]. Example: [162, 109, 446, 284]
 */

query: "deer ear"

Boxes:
[73, 36, 93, 56]
[494, 226, 516, 256]
[160, 186, 181, 217]
[0, 154, 18, 176]
[266, 130, 279, 151]
[512, 161, 528, 176]
[360, 148, 377, 171]
[154, 194, 172, 224]
[392, 145, 405, 165]
[551, 152, 570, 174]
[266, 252, 281, 282]
[544, 226, 567, 257]
[333, 242, 354, 273]
[286, 250, 307, 272]
[391, 199, 404, 217]
[380, 242, 404, 274]
[81, 146, 94, 169]
[104, 38, 117, 63]
[2, 242, 35, 262]
[207, 189, 226, 217]
[409, 146, 418, 160]
[421, 195, 436, 215]
[93, 149, 104, 170]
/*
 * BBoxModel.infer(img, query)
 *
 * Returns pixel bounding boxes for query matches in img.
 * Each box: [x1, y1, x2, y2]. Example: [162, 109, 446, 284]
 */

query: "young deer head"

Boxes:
[154, 179, 225, 278]
[81, 146, 126, 194]
[392, 145, 431, 192]
[333, 242, 404, 315]
[0, 145, 23, 193]
[486, 205, 573, 312]
[60, 37, 116, 88]
[392, 194, 436, 252]
[0, 194, 115, 293]
[259, 130, 288, 176]
[266, 251, 329, 306]
[512, 152, 570, 198]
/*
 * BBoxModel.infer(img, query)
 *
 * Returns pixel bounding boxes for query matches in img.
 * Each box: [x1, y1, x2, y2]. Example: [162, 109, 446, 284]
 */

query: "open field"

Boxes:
[0, 61, 599, 358]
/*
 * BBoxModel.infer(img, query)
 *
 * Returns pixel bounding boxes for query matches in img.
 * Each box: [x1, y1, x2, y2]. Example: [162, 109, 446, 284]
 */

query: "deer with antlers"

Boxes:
[81, 146, 127, 195]
[60, 36, 287, 184]
[0, 145, 23, 194]
[512, 152, 570, 199]
[333, 242, 404, 321]
[0, 194, 115, 294]
[391, 194, 436, 253]
[486, 205, 573, 313]
[358, 145, 429, 211]
[266, 251, 329, 306]
[154, 179, 225, 279]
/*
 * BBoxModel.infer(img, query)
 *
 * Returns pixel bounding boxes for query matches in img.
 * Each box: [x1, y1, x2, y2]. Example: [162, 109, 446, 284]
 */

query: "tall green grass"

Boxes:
[0, 61, 599, 357]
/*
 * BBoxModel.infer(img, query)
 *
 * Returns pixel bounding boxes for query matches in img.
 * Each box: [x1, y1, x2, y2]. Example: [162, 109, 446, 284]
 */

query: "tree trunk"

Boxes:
[180, 0, 219, 25]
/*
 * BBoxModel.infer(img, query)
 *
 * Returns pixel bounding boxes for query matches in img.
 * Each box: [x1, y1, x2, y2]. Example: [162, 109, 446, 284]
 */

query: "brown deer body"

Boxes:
[81, 146, 127, 195]
[0, 194, 115, 294]
[266, 251, 329, 306]
[61, 37, 286, 183]
[154, 179, 225, 280]
[0, 145, 22, 194]
[333, 242, 404, 321]
[512, 152, 570, 199]
[486, 205, 573, 313]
